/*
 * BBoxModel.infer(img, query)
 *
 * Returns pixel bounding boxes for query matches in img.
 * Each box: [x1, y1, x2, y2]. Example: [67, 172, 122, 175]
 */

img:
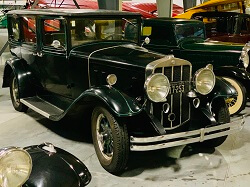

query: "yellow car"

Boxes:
[175, 0, 246, 19]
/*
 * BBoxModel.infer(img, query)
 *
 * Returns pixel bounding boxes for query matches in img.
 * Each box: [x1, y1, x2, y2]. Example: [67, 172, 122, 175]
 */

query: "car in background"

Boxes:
[192, 11, 250, 44]
[142, 18, 250, 115]
[0, 143, 91, 186]
[2, 9, 244, 174]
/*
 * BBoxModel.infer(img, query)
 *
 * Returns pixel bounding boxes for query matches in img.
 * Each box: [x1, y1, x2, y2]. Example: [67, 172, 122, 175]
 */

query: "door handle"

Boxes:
[32, 51, 43, 57]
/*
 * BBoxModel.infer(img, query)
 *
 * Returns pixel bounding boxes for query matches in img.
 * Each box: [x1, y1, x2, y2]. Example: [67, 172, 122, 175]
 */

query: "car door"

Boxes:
[34, 17, 71, 97]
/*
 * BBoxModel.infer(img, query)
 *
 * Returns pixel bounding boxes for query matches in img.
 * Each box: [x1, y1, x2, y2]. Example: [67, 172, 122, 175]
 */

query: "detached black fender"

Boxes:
[2, 57, 36, 97]
[74, 86, 142, 117]
[214, 66, 250, 94]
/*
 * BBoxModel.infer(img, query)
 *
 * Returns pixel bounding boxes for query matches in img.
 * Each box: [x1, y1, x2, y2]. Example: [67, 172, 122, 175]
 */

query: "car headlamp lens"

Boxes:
[194, 67, 215, 95]
[0, 147, 32, 187]
[145, 73, 170, 102]
[240, 49, 249, 69]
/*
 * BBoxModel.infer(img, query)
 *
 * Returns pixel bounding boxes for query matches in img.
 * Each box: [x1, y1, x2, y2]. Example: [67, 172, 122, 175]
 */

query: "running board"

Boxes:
[20, 96, 64, 120]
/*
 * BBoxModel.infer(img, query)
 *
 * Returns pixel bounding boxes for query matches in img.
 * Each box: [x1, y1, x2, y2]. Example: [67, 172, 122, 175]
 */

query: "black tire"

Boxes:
[222, 77, 246, 115]
[91, 106, 129, 174]
[9, 73, 28, 112]
[201, 98, 230, 148]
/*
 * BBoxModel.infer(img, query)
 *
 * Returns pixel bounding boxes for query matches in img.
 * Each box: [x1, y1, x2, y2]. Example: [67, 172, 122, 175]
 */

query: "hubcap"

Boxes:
[12, 77, 20, 105]
[96, 113, 113, 160]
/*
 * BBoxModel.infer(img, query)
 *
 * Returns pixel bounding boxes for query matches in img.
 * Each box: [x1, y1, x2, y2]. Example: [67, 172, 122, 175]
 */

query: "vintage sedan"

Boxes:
[2, 9, 244, 174]
[192, 11, 250, 44]
[0, 143, 91, 186]
[142, 18, 250, 115]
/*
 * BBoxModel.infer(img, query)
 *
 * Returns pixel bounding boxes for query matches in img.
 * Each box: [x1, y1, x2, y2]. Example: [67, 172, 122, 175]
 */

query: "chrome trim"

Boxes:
[130, 116, 244, 151]
[20, 99, 51, 118]
[145, 55, 192, 80]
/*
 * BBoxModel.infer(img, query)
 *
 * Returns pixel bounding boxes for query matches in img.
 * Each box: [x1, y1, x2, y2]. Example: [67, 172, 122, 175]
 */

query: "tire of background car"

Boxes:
[222, 77, 246, 115]
[200, 98, 230, 148]
[91, 106, 129, 174]
[9, 72, 28, 112]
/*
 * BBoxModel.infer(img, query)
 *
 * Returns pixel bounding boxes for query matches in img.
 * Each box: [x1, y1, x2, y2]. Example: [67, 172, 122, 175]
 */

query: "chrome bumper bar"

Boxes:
[130, 116, 245, 151]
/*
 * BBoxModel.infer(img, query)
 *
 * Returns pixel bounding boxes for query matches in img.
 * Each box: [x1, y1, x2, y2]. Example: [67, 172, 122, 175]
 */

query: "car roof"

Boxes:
[143, 18, 202, 25]
[7, 8, 141, 17]
[192, 11, 250, 18]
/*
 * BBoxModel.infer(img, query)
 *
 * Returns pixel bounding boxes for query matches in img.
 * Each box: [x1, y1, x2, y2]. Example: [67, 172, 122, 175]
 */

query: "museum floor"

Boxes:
[1, 65, 250, 187]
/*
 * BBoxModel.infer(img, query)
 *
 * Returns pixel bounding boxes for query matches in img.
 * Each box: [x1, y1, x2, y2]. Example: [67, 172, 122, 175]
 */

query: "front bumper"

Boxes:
[130, 116, 245, 151]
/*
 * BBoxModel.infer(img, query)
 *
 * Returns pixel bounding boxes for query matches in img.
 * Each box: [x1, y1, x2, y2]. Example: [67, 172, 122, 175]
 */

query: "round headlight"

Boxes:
[240, 49, 249, 69]
[194, 68, 215, 95]
[145, 73, 170, 102]
[0, 147, 32, 187]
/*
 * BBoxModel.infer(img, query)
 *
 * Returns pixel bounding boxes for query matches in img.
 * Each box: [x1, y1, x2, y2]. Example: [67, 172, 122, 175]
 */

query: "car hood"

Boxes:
[70, 42, 165, 69]
[180, 39, 243, 54]
[24, 144, 91, 187]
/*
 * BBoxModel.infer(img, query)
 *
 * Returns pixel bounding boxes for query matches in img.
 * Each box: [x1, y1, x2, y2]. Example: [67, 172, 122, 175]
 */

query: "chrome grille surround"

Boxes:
[145, 55, 192, 130]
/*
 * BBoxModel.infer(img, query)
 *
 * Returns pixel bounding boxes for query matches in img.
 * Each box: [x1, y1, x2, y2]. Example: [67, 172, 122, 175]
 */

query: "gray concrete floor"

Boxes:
[1, 67, 250, 187]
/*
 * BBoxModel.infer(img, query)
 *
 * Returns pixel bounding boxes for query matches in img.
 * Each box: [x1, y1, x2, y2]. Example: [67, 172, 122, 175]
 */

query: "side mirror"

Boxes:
[51, 40, 61, 49]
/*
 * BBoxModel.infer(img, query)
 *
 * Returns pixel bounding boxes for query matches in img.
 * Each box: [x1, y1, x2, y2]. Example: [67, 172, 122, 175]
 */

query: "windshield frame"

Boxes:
[68, 15, 141, 48]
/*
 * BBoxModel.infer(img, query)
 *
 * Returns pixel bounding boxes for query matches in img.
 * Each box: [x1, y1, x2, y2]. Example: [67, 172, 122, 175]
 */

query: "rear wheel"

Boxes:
[9, 73, 28, 112]
[91, 106, 129, 174]
[223, 77, 246, 115]
[201, 98, 230, 147]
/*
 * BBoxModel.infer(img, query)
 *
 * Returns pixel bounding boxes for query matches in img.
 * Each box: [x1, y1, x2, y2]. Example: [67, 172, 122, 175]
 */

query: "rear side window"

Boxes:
[42, 19, 66, 47]
[9, 17, 20, 41]
[22, 17, 36, 44]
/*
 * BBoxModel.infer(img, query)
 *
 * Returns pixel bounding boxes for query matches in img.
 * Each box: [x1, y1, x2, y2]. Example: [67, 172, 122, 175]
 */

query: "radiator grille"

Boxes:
[150, 65, 191, 129]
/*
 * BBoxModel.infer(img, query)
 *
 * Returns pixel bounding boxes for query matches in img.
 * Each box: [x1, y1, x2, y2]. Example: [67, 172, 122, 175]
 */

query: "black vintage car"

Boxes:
[0, 143, 91, 186]
[142, 18, 250, 115]
[2, 9, 244, 174]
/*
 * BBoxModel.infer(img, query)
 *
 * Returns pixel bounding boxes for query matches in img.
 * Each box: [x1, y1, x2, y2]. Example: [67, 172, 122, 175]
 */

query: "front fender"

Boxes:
[77, 86, 142, 117]
[207, 76, 237, 100]
[214, 66, 250, 92]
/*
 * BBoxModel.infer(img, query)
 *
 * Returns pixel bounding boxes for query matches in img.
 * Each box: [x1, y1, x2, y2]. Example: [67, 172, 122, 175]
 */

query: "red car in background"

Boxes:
[29, 0, 183, 18]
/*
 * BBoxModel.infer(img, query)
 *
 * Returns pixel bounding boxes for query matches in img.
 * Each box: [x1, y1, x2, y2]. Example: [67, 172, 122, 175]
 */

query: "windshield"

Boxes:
[70, 17, 139, 46]
[175, 23, 205, 42]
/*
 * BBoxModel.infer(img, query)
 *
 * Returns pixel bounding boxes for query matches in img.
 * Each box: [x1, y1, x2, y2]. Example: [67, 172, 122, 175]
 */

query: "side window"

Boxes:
[9, 17, 20, 41]
[150, 26, 173, 45]
[22, 17, 36, 44]
[42, 19, 66, 47]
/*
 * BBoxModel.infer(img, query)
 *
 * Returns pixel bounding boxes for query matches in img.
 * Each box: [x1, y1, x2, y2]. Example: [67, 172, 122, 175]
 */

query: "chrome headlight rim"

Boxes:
[193, 65, 215, 95]
[0, 147, 32, 186]
[240, 46, 250, 69]
[145, 73, 170, 103]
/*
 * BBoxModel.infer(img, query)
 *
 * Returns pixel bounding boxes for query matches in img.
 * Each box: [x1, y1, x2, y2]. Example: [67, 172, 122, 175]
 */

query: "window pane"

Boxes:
[22, 17, 36, 43]
[70, 18, 139, 46]
[10, 17, 20, 41]
[43, 19, 65, 47]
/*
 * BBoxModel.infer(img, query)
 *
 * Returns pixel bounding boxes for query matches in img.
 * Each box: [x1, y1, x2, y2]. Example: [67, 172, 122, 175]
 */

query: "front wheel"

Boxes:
[9, 73, 28, 112]
[223, 77, 246, 115]
[91, 106, 129, 174]
[201, 98, 230, 148]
